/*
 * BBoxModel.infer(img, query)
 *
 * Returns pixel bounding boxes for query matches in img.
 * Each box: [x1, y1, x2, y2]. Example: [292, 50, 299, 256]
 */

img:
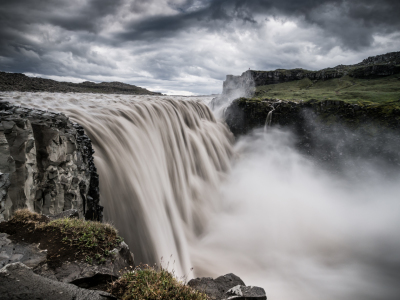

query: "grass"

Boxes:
[4, 209, 123, 265]
[108, 264, 209, 300]
[252, 74, 400, 105]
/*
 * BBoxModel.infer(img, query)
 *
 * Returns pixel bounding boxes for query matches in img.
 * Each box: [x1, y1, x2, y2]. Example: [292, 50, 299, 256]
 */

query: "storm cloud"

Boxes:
[0, 0, 399, 94]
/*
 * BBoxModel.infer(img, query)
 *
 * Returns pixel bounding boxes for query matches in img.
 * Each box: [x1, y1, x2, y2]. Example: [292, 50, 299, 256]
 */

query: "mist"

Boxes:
[191, 125, 400, 300]
[3, 91, 400, 299]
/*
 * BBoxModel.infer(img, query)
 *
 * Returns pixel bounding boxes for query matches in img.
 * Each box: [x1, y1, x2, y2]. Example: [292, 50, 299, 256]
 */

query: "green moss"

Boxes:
[9, 209, 123, 265]
[108, 265, 209, 300]
[253, 74, 400, 105]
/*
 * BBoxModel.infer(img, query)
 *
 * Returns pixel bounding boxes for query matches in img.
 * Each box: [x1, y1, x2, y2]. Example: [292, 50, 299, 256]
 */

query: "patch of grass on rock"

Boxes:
[108, 264, 209, 300]
[0, 209, 123, 267]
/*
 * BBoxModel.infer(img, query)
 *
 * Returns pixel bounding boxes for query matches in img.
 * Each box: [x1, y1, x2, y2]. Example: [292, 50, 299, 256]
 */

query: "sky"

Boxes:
[0, 0, 399, 95]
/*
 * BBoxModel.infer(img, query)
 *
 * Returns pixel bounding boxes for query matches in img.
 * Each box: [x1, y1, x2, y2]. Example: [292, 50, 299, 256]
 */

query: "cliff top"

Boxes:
[247, 51, 400, 75]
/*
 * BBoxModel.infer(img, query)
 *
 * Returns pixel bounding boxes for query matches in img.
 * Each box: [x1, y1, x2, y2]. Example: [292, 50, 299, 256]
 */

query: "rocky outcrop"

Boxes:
[34, 240, 134, 285]
[188, 273, 267, 300]
[0, 102, 102, 221]
[0, 72, 162, 95]
[225, 98, 400, 170]
[0, 262, 116, 300]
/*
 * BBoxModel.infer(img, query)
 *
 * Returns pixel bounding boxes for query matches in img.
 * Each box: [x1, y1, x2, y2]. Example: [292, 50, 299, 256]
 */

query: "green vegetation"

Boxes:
[108, 264, 209, 300]
[8, 209, 123, 265]
[253, 75, 400, 105]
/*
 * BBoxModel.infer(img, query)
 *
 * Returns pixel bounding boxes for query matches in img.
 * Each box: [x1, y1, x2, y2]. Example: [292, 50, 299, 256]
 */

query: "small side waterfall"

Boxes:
[264, 107, 274, 133]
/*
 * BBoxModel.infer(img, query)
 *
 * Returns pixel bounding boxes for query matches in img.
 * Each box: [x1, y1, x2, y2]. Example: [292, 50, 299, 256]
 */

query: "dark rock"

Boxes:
[224, 98, 400, 173]
[224, 285, 267, 300]
[0, 103, 102, 221]
[0, 262, 116, 300]
[188, 273, 246, 300]
[47, 209, 79, 220]
[34, 241, 134, 283]
[0, 232, 47, 269]
[0, 231, 134, 287]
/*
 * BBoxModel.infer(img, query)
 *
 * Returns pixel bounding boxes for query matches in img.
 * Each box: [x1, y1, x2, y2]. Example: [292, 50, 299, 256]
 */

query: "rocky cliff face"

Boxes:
[225, 98, 400, 171]
[218, 51, 400, 102]
[0, 102, 102, 221]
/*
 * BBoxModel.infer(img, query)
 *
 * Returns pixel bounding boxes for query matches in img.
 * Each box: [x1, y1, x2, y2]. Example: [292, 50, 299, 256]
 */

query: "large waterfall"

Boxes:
[5, 93, 233, 275]
[4, 92, 400, 300]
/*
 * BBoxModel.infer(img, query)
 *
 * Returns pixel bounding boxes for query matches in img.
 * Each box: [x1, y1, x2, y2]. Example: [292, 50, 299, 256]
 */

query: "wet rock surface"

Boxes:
[0, 232, 47, 269]
[225, 98, 400, 172]
[0, 102, 102, 221]
[0, 213, 135, 291]
[188, 273, 266, 300]
[34, 240, 134, 285]
[0, 262, 116, 300]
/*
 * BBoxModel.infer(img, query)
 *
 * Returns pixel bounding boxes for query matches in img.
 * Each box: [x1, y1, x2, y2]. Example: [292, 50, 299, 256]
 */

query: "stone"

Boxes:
[188, 273, 246, 300]
[34, 241, 134, 286]
[0, 233, 47, 269]
[0, 262, 116, 300]
[0, 102, 102, 221]
[224, 285, 267, 300]
[0, 231, 134, 290]
[47, 209, 79, 220]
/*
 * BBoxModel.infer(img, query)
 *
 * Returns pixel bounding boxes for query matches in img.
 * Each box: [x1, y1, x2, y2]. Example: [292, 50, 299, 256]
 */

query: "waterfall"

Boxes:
[4, 93, 234, 275]
[5, 91, 400, 300]
[264, 110, 273, 133]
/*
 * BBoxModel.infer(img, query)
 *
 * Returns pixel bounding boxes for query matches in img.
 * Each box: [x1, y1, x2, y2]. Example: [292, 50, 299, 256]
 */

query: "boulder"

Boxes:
[0, 232, 47, 269]
[224, 285, 267, 300]
[0, 262, 116, 300]
[35, 241, 134, 285]
[188, 273, 266, 300]
[0, 231, 134, 289]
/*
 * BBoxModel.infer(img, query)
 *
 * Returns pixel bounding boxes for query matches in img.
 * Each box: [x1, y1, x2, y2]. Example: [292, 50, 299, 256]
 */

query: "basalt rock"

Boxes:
[0, 231, 134, 290]
[0, 262, 116, 300]
[188, 273, 267, 300]
[0, 101, 102, 221]
[225, 98, 400, 171]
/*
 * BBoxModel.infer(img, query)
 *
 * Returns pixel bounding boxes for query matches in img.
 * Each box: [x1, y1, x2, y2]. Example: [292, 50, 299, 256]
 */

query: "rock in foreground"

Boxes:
[0, 262, 116, 300]
[188, 273, 267, 300]
[0, 102, 101, 221]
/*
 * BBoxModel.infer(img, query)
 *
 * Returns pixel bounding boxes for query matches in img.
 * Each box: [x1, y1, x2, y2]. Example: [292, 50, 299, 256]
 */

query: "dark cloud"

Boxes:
[0, 0, 399, 94]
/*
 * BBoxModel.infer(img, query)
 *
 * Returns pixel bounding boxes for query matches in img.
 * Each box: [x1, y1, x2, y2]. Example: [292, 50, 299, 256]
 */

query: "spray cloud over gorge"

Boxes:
[4, 91, 400, 300]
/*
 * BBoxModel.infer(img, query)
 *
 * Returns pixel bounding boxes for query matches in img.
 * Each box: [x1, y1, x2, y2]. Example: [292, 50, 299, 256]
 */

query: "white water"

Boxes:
[3, 91, 400, 300]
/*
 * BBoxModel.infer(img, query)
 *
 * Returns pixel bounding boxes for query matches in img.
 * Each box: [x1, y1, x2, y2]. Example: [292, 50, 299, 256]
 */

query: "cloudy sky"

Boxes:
[1, 0, 399, 95]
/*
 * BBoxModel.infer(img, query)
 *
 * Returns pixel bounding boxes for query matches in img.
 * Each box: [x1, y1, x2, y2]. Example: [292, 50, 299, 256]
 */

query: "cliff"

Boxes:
[217, 51, 400, 104]
[0, 72, 162, 95]
[225, 97, 400, 171]
[0, 102, 102, 221]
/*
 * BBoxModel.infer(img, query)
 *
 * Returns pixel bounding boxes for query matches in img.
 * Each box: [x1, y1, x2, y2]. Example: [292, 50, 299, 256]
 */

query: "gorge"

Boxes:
[1, 52, 400, 300]
[0, 88, 399, 299]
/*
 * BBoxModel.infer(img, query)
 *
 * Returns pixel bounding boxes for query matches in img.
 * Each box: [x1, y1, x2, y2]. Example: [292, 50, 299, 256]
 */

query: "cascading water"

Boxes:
[3, 93, 234, 276]
[3, 91, 400, 300]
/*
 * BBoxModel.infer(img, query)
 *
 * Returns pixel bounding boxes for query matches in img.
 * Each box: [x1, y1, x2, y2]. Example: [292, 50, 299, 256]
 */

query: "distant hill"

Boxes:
[0, 72, 162, 95]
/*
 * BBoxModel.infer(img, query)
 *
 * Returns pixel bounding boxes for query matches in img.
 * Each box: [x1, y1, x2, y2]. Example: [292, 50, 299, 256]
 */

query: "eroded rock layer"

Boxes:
[0, 102, 101, 221]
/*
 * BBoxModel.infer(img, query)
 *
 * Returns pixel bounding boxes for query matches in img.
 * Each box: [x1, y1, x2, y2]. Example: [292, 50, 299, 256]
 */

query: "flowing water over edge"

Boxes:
[3, 91, 400, 300]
